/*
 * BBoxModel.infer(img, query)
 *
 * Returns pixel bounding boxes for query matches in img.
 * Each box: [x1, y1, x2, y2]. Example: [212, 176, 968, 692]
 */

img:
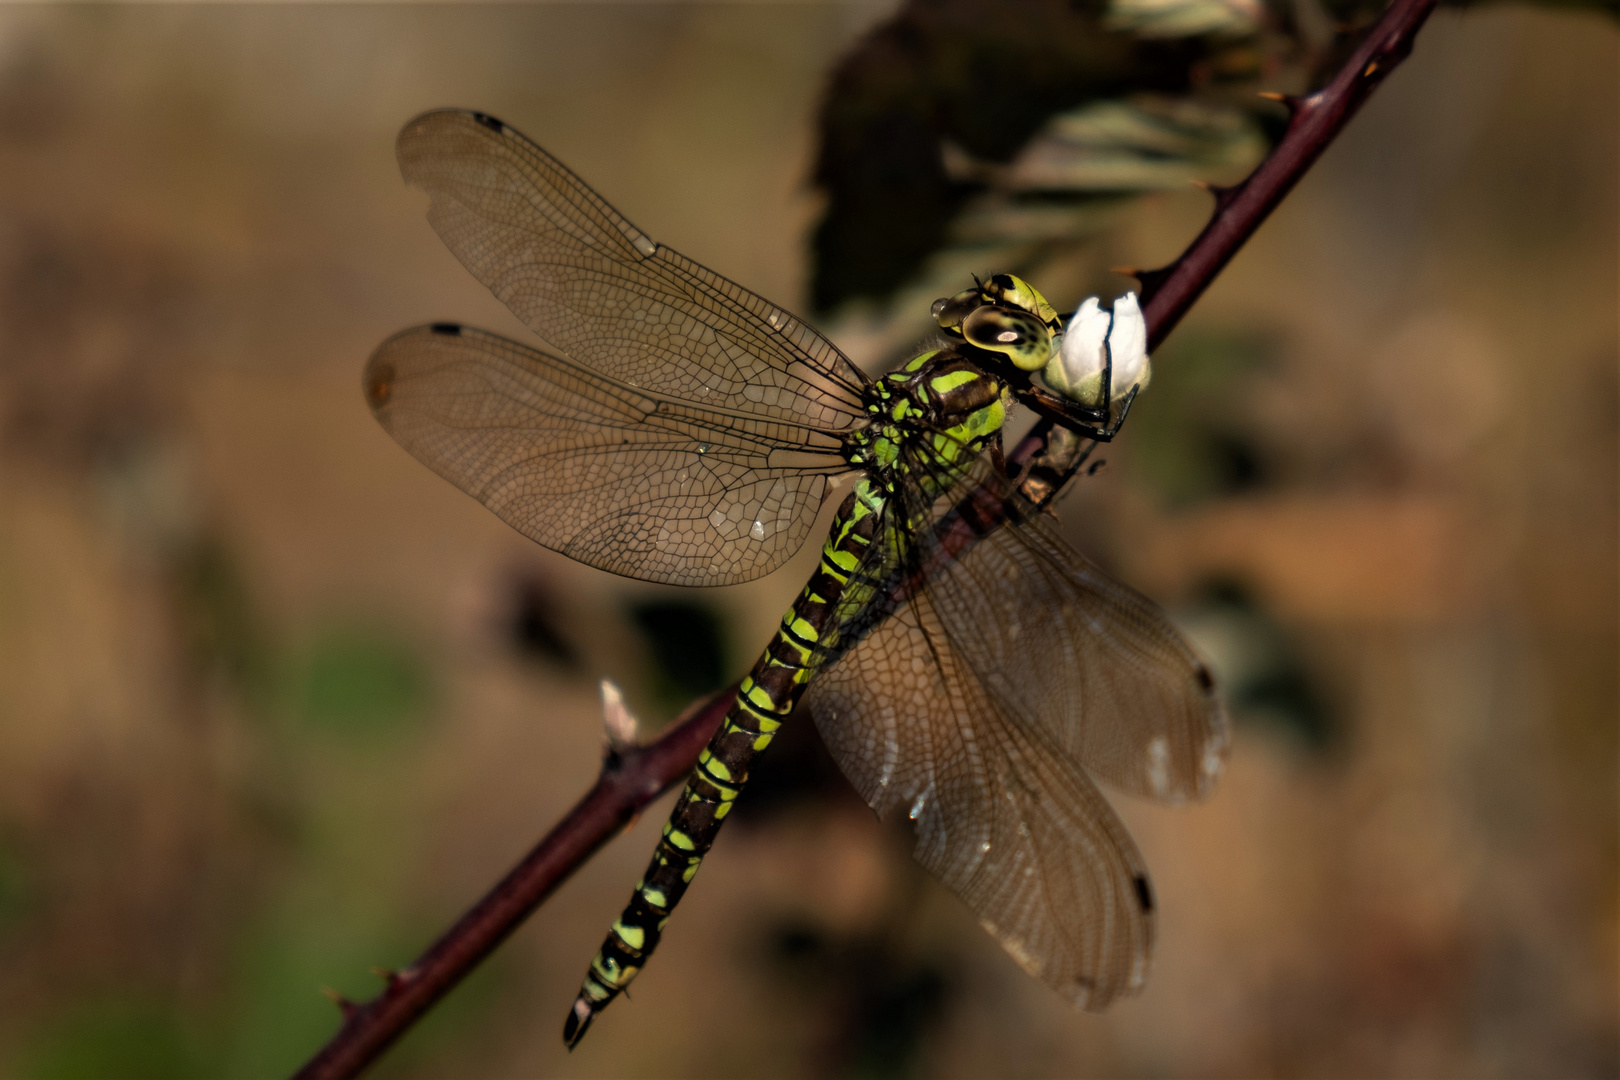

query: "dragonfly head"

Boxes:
[932, 274, 1063, 373]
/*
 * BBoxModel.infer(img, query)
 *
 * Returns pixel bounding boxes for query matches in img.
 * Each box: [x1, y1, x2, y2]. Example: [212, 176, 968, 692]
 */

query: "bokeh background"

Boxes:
[0, 3, 1614, 1078]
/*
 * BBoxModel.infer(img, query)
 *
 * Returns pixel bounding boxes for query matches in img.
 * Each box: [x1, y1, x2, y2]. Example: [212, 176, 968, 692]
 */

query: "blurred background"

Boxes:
[0, 2, 1613, 1077]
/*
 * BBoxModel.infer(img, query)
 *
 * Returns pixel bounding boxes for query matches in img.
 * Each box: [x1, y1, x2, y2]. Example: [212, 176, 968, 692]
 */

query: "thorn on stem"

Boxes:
[1191, 179, 1242, 213]
[321, 987, 360, 1019]
[600, 679, 640, 756]
[1130, 265, 1175, 306]
[371, 966, 405, 990]
[1259, 91, 1321, 130]
[1259, 91, 1311, 125]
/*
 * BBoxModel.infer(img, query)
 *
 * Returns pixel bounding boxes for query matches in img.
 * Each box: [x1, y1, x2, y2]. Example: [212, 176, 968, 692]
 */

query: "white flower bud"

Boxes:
[1043, 292, 1151, 406]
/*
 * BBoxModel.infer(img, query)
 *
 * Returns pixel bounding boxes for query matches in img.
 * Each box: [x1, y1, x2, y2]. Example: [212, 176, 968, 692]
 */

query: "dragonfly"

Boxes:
[364, 109, 1228, 1048]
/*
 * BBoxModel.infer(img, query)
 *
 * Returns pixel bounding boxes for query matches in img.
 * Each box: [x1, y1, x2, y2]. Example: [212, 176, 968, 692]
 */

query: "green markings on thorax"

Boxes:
[927, 368, 981, 395]
[868, 351, 1012, 493]
[851, 347, 1010, 482]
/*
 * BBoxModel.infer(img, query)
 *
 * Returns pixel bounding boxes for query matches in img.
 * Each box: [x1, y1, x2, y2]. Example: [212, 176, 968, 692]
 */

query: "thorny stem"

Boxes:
[290, 691, 734, 1080]
[1011, 0, 1441, 486]
[1133, 0, 1437, 352]
[291, 1, 1440, 1075]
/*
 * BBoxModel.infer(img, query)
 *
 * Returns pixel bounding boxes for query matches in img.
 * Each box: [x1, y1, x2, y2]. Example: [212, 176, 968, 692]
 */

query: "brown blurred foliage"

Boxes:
[0, 5, 1612, 1079]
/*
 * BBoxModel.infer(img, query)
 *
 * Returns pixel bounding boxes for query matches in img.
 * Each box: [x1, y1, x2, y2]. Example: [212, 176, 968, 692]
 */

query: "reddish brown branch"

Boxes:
[291, 1, 1439, 1075]
[1132, 0, 1441, 352]
[1010, 0, 1439, 482]
[290, 691, 734, 1080]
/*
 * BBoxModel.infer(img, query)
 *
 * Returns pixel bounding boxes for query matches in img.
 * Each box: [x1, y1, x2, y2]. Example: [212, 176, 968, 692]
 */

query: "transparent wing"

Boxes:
[365, 323, 851, 586]
[396, 109, 869, 430]
[930, 510, 1229, 804]
[803, 450, 1225, 1008]
[805, 548, 1157, 1010]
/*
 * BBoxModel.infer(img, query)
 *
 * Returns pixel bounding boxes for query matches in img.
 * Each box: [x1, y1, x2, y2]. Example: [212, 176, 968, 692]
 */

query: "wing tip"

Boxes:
[1132, 873, 1154, 913]
[364, 323, 472, 412]
[362, 359, 395, 410]
[396, 108, 512, 170]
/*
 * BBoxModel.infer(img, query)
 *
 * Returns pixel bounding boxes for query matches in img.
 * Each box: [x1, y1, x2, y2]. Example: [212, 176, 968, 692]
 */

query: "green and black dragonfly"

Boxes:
[364, 110, 1227, 1048]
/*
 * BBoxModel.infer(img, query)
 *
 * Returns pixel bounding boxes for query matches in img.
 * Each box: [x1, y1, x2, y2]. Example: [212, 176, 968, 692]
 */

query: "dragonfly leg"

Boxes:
[1089, 384, 1141, 441]
[990, 435, 1011, 480]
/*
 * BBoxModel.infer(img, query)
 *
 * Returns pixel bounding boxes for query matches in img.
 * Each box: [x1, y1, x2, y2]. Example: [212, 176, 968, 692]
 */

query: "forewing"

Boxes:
[805, 571, 1156, 1010]
[395, 110, 868, 429]
[365, 323, 848, 586]
[930, 512, 1229, 803]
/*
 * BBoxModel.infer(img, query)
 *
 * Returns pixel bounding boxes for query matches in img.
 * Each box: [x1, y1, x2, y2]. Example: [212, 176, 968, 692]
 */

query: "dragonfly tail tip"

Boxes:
[562, 997, 596, 1050]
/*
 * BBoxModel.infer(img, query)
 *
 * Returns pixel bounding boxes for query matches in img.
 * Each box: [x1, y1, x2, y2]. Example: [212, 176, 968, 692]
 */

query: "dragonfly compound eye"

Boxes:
[962, 306, 1055, 371]
[931, 287, 983, 335]
[983, 274, 1063, 332]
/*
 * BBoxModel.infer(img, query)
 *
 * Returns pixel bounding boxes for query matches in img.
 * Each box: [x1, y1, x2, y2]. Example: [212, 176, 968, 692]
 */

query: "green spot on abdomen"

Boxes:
[612, 920, 645, 951]
[697, 749, 732, 782]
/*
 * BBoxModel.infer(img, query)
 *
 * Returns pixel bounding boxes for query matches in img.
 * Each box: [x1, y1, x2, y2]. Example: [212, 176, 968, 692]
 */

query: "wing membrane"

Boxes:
[805, 549, 1156, 1010]
[929, 511, 1229, 804]
[395, 109, 868, 430]
[804, 446, 1224, 1006]
[365, 323, 849, 586]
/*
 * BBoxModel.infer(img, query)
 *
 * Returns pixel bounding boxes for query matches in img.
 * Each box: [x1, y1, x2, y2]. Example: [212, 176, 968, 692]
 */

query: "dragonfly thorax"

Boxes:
[847, 347, 1010, 489]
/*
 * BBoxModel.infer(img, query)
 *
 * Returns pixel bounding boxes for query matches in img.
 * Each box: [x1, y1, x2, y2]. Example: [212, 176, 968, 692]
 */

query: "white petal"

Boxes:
[1045, 297, 1108, 403]
[1107, 292, 1151, 395]
[1063, 297, 1108, 372]
[1043, 293, 1151, 405]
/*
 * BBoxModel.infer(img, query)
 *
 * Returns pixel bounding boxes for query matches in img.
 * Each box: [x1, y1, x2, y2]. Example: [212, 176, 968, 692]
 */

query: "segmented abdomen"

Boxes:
[563, 480, 884, 1047]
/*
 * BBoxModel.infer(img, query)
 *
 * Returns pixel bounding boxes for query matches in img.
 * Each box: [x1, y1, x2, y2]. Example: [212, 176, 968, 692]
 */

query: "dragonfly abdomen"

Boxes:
[564, 481, 884, 1048]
